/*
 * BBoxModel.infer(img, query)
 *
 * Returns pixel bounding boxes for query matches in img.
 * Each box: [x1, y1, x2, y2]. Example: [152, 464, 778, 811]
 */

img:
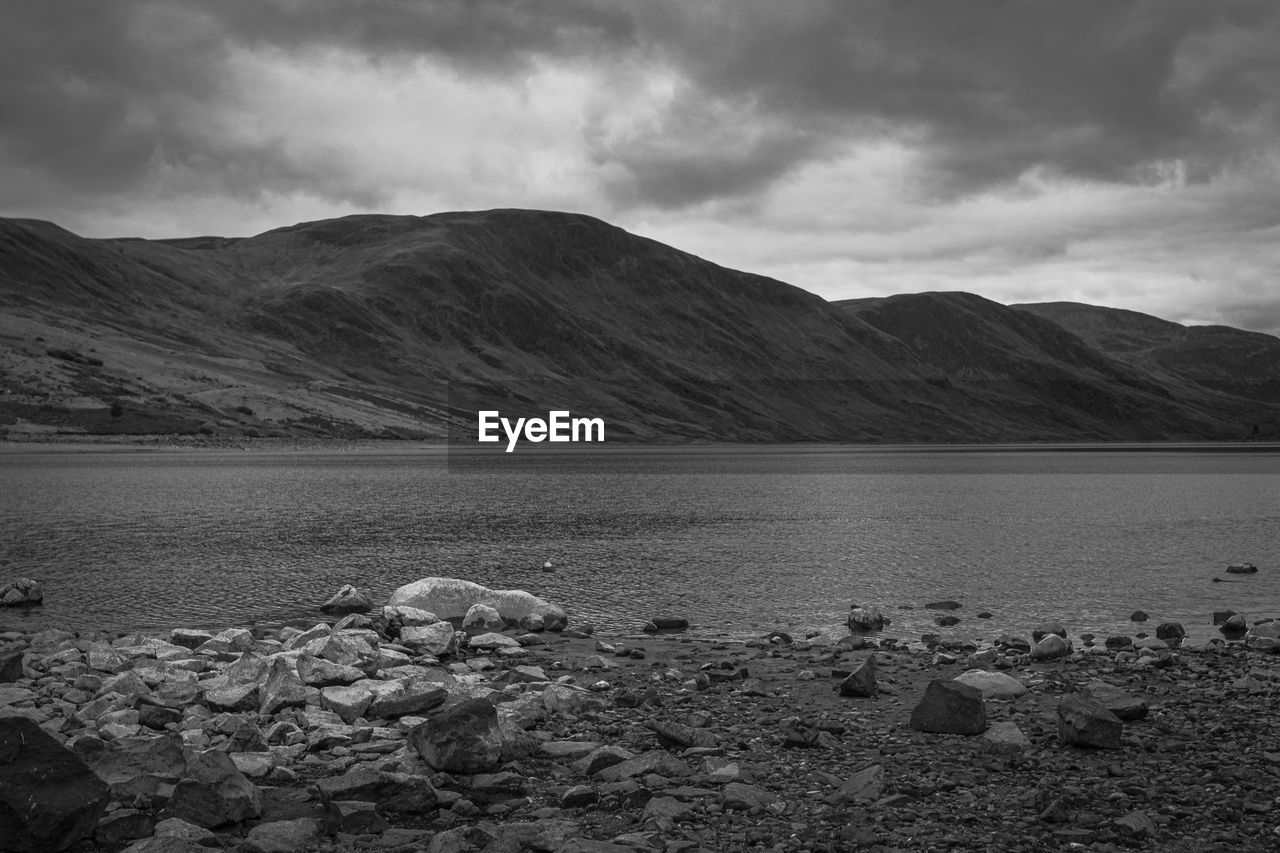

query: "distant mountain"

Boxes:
[1, 210, 1276, 442]
[1014, 301, 1280, 407]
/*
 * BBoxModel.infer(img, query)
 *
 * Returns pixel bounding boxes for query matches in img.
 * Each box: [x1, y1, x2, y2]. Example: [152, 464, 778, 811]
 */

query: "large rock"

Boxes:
[164, 748, 262, 828]
[389, 577, 567, 631]
[409, 698, 503, 773]
[1057, 695, 1123, 749]
[909, 679, 987, 735]
[242, 819, 322, 853]
[319, 584, 373, 616]
[0, 717, 110, 853]
[1154, 622, 1185, 644]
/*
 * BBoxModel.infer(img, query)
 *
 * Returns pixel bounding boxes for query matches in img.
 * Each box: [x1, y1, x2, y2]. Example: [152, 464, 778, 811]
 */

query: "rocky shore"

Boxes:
[2, 580, 1279, 853]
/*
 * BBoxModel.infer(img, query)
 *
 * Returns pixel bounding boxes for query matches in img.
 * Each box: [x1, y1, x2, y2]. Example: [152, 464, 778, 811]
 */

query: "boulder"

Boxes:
[388, 577, 568, 631]
[319, 584, 372, 616]
[847, 606, 887, 632]
[838, 655, 876, 698]
[1057, 695, 1123, 749]
[0, 717, 110, 853]
[409, 698, 503, 773]
[954, 669, 1028, 699]
[462, 603, 505, 633]
[982, 721, 1031, 756]
[0, 578, 43, 607]
[909, 679, 987, 735]
[1129, 610, 1148, 622]
[1226, 563, 1258, 574]
[164, 748, 262, 828]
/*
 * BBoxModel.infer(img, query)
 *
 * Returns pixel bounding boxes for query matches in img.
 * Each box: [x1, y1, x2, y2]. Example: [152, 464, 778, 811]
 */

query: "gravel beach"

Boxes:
[2, 592, 1278, 853]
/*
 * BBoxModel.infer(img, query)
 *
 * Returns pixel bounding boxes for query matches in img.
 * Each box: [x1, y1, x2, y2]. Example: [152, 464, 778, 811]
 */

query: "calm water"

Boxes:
[2, 444, 1278, 645]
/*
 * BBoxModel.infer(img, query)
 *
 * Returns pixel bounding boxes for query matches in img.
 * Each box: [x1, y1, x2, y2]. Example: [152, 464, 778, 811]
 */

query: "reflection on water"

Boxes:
[2, 444, 1278, 644]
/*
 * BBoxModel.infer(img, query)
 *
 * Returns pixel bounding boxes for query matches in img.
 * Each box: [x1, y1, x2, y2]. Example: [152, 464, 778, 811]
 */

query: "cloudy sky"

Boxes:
[4, 1, 1279, 333]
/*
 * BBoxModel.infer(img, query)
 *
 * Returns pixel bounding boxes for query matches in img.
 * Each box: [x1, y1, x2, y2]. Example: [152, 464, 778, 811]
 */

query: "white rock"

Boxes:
[954, 669, 1029, 699]
[388, 577, 567, 631]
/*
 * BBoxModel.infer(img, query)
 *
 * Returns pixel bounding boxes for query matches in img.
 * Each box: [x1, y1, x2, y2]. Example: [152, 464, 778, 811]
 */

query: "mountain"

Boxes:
[1013, 301, 1280, 408]
[1, 210, 1276, 443]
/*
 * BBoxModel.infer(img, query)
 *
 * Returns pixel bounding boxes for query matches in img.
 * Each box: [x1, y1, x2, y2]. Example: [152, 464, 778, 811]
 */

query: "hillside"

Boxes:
[1015, 301, 1280, 408]
[1, 211, 1277, 443]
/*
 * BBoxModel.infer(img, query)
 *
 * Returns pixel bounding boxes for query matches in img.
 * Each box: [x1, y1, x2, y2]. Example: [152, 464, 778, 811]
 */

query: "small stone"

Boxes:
[720, 782, 780, 812]
[1130, 610, 1148, 622]
[1154, 622, 1185, 644]
[324, 801, 388, 835]
[242, 818, 322, 853]
[982, 721, 1031, 756]
[463, 603, 506, 632]
[831, 764, 883, 804]
[320, 584, 372, 615]
[1030, 634, 1070, 660]
[1079, 682, 1148, 721]
[847, 606, 887, 632]
[925, 600, 963, 610]
[560, 785, 598, 808]
[1031, 622, 1067, 643]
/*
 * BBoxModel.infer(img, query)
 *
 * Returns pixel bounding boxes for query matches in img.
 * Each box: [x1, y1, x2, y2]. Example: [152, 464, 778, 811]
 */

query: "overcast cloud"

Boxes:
[2, 0, 1278, 333]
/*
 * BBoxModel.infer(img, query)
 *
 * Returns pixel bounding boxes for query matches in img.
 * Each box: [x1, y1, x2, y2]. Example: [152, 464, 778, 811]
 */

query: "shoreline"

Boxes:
[2, 598, 1278, 852]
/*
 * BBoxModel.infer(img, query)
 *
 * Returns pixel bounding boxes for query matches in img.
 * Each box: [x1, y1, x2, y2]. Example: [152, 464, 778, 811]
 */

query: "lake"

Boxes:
[2, 443, 1278, 645]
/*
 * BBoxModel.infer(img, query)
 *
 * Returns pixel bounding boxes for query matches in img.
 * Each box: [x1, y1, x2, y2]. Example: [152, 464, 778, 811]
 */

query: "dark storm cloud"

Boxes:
[2, 0, 1278, 210]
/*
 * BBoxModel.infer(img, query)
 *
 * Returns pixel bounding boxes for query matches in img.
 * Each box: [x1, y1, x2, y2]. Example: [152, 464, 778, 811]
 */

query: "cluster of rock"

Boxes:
[1, 578, 43, 607]
[4, 580, 1280, 851]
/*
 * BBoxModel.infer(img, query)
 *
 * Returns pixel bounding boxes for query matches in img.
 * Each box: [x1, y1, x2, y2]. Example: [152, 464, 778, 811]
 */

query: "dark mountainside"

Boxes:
[1, 209, 1276, 442]
[1013, 301, 1280, 408]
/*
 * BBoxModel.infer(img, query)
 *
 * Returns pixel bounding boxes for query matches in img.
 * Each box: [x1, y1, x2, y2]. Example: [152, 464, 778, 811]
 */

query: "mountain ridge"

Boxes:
[1, 209, 1276, 442]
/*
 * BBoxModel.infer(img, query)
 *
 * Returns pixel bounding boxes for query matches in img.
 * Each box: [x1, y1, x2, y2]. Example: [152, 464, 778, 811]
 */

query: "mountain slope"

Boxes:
[1015, 301, 1280, 406]
[1, 210, 1277, 442]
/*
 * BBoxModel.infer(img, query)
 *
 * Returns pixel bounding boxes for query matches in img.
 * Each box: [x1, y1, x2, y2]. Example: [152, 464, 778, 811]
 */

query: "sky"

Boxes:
[3, 1, 1279, 334]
